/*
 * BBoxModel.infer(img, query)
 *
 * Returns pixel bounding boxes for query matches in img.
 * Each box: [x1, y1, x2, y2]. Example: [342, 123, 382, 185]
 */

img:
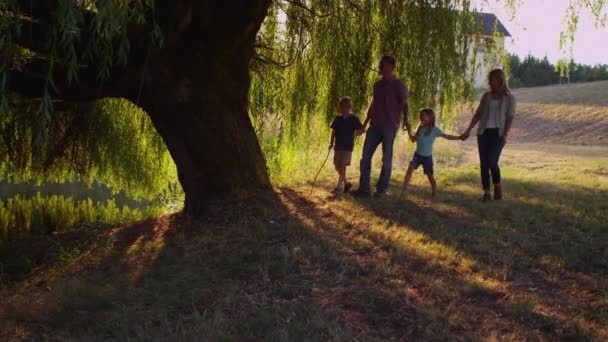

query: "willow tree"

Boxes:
[1, 0, 605, 216]
[2, 0, 272, 216]
[250, 0, 503, 183]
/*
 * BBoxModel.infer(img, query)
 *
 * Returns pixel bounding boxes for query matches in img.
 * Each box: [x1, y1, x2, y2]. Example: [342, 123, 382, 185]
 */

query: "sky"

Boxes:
[474, 0, 608, 65]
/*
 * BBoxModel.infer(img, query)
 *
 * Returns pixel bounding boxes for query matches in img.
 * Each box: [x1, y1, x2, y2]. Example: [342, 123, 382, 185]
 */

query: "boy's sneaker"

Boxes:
[344, 182, 352, 193]
[493, 184, 503, 200]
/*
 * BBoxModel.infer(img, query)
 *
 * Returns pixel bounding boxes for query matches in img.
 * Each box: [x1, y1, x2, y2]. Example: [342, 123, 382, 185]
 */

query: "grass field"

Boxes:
[1, 82, 607, 340]
[459, 80, 608, 146]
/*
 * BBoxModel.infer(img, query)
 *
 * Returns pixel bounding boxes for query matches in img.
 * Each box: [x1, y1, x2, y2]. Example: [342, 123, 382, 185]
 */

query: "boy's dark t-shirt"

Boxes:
[330, 114, 362, 151]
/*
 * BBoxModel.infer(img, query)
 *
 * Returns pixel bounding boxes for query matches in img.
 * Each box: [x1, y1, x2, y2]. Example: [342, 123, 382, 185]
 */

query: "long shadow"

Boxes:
[349, 175, 608, 337]
[275, 187, 579, 339]
[281, 187, 608, 339]
[1, 180, 606, 340]
[0, 190, 444, 340]
[352, 175, 607, 273]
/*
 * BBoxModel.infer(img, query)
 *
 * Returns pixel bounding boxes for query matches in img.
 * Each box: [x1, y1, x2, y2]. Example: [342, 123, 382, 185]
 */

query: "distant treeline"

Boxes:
[509, 54, 608, 88]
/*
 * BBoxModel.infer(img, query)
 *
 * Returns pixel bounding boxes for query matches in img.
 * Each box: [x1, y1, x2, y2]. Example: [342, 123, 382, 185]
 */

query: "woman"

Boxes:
[463, 69, 516, 202]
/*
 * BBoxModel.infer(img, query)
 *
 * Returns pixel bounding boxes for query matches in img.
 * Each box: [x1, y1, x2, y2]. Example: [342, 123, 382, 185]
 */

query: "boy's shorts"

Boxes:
[411, 153, 434, 176]
[333, 150, 352, 168]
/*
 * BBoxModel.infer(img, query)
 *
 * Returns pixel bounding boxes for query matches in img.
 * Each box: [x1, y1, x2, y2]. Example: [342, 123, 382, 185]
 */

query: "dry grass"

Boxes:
[1, 140, 607, 340]
[1, 83, 607, 340]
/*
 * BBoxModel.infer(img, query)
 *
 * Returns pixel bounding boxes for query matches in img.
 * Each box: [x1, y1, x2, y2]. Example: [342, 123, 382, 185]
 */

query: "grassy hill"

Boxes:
[459, 81, 608, 146]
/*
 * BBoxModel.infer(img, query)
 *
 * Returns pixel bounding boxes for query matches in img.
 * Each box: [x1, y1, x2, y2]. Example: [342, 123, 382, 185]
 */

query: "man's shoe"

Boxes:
[493, 184, 503, 200]
[482, 193, 492, 202]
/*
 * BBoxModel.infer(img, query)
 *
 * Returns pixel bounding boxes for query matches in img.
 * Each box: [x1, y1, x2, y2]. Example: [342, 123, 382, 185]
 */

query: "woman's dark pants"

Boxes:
[477, 128, 504, 191]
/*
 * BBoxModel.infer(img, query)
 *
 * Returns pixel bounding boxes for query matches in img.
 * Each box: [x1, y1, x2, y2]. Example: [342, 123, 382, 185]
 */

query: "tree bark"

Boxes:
[140, 63, 272, 216]
[137, 0, 273, 216]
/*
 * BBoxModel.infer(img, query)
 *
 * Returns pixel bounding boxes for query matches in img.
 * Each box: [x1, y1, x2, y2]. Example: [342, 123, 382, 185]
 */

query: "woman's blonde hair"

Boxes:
[488, 68, 510, 94]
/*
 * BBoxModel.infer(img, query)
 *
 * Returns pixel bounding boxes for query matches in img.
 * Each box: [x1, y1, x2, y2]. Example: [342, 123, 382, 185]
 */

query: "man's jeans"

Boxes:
[359, 126, 398, 194]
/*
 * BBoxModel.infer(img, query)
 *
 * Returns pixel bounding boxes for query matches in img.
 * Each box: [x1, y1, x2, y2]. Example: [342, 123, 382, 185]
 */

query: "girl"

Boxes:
[403, 109, 463, 196]
[462, 69, 516, 202]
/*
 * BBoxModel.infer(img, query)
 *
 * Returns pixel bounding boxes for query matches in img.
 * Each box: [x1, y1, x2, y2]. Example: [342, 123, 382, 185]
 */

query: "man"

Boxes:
[355, 55, 410, 197]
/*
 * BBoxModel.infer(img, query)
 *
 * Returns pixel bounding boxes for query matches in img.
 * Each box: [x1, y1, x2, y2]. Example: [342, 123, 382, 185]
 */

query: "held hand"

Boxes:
[356, 128, 365, 136]
[328, 144, 333, 150]
[461, 129, 471, 141]
[403, 120, 411, 132]
[406, 127, 414, 138]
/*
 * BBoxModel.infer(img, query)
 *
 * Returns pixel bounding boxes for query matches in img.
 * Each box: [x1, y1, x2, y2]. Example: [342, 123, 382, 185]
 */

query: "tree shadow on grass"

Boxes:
[354, 176, 607, 274]
[0, 190, 426, 340]
[1, 179, 606, 340]
[349, 175, 608, 339]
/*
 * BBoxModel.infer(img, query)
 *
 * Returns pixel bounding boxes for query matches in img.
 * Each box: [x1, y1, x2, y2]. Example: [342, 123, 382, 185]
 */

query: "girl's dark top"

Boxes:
[331, 114, 363, 151]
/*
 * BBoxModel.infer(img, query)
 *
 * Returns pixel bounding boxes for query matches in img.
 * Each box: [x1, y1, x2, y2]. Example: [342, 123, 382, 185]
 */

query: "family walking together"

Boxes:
[329, 55, 516, 201]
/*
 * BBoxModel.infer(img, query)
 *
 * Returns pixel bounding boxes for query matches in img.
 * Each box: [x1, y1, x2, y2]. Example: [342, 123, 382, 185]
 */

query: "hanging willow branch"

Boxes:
[282, 0, 339, 18]
[251, 0, 478, 132]
[1, 0, 605, 188]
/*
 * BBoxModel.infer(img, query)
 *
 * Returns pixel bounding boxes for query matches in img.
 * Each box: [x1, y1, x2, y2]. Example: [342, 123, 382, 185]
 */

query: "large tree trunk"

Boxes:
[141, 63, 271, 216]
[139, 0, 273, 217]
[6, 0, 273, 217]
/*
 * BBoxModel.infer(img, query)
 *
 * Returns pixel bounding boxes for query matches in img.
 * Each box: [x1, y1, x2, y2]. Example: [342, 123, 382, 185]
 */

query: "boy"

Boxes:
[329, 97, 363, 193]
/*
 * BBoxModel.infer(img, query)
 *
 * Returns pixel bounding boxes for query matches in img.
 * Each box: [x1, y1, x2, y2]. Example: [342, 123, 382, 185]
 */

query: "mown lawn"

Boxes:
[1, 143, 607, 341]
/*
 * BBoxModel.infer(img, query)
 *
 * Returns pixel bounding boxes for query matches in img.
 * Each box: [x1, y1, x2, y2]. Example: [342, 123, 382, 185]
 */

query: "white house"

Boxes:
[470, 13, 511, 88]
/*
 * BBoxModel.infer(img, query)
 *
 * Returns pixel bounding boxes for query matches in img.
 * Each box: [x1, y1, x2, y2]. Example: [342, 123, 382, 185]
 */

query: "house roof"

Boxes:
[475, 12, 511, 37]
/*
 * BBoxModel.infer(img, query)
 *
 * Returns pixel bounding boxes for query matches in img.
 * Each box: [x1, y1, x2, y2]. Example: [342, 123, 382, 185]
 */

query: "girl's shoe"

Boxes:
[344, 182, 352, 193]
[493, 184, 503, 200]
[482, 193, 493, 202]
[332, 187, 343, 194]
